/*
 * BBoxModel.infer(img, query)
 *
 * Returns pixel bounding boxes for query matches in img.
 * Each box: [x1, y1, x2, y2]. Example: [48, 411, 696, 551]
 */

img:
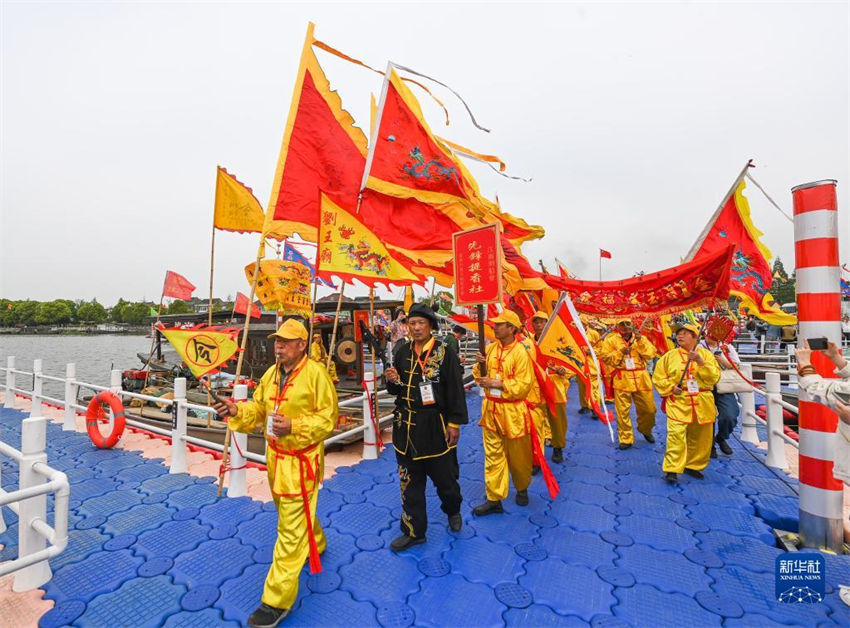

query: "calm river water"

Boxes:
[0, 335, 151, 399]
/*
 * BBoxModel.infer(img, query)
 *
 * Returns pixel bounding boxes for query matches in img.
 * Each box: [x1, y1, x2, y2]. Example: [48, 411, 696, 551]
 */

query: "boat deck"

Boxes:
[2, 386, 850, 627]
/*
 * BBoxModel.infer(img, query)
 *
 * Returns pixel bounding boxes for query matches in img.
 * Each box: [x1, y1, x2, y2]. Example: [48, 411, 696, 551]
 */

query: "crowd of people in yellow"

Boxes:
[212, 308, 725, 627]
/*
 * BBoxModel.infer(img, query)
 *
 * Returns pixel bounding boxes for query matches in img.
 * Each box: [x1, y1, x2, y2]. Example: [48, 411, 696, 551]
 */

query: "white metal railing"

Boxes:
[737, 366, 799, 472]
[0, 416, 70, 591]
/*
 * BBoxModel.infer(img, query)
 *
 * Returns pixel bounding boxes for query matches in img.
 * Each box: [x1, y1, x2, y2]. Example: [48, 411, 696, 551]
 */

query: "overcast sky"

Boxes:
[1, 1, 848, 306]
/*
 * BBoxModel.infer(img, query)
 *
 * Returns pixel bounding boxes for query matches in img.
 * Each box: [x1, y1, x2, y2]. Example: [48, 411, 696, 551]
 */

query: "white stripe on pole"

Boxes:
[799, 484, 845, 520]
[793, 210, 839, 242]
[798, 428, 838, 460]
[797, 321, 843, 342]
[794, 267, 841, 294]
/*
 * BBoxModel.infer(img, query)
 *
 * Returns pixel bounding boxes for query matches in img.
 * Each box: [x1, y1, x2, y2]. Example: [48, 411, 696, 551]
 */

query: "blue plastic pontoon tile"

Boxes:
[216, 563, 267, 623]
[171, 538, 254, 588]
[355, 533, 384, 551]
[668, 492, 698, 506]
[77, 489, 141, 518]
[103, 534, 135, 551]
[614, 584, 721, 627]
[675, 517, 710, 533]
[520, 559, 615, 621]
[414, 555, 449, 578]
[506, 605, 591, 626]
[180, 584, 221, 611]
[323, 470, 373, 496]
[602, 504, 633, 517]
[142, 492, 168, 504]
[338, 551, 421, 603]
[134, 519, 211, 559]
[694, 590, 744, 619]
[472, 510, 539, 544]
[326, 502, 393, 538]
[616, 544, 712, 596]
[102, 503, 174, 536]
[137, 472, 196, 494]
[616, 474, 681, 497]
[76, 449, 124, 466]
[285, 590, 376, 627]
[64, 467, 96, 484]
[173, 507, 199, 521]
[710, 565, 831, 625]
[375, 601, 415, 628]
[197, 495, 263, 528]
[360, 481, 399, 510]
[75, 575, 186, 628]
[616, 514, 698, 553]
[537, 527, 616, 569]
[138, 556, 173, 577]
[235, 510, 278, 548]
[564, 466, 617, 487]
[687, 504, 775, 544]
[307, 570, 341, 594]
[679, 481, 754, 510]
[43, 549, 143, 604]
[529, 512, 558, 528]
[164, 483, 219, 510]
[723, 458, 779, 478]
[115, 462, 168, 483]
[494, 582, 533, 609]
[739, 473, 798, 496]
[697, 529, 781, 573]
[566, 452, 616, 471]
[514, 542, 547, 562]
[408, 573, 503, 628]
[209, 522, 237, 540]
[38, 599, 86, 628]
[549, 501, 616, 534]
[560, 480, 618, 507]
[600, 530, 633, 547]
[723, 612, 802, 628]
[163, 608, 240, 628]
[589, 613, 632, 628]
[93, 455, 147, 474]
[49, 528, 111, 571]
[751, 493, 799, 532]
[448, 536, 526, 586]
[617, 492, 686, 520]
[596, 565, 635, 588]
[253, 545, 273, 564]
[316, 526, 358, 571]
[683, 548, 724, 569]
[68, 477, 121, 501]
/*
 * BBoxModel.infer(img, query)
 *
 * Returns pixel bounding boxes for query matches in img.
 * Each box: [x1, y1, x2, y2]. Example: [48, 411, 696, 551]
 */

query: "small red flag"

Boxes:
[599, 249, 612, 259]
[162, 271, 195, 301]
[234, 292, 261, 319]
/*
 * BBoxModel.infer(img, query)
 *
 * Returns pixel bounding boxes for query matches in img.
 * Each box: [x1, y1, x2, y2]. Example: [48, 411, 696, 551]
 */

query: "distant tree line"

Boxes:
[0, 298, 234, 327]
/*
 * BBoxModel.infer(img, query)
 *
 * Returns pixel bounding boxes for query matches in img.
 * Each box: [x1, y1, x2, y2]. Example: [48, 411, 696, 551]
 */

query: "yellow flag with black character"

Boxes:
[158, 325, 240, 378]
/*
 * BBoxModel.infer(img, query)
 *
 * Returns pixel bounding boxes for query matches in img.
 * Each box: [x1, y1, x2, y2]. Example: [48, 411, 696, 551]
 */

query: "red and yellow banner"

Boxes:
[316, 194, 421, 287]
[453, 224, 502, 306]
[158, 325, 240, 378]
[545, 245, 735, 319]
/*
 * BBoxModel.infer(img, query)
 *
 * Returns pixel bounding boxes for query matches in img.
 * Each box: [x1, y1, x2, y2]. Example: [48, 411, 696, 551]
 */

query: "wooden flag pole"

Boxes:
[369, 287, 379, 442]
[325, 284, 346, 371]
[477, 303, 487, 376]
[217, 242, 264, 497]
[308, 279, 319, 342]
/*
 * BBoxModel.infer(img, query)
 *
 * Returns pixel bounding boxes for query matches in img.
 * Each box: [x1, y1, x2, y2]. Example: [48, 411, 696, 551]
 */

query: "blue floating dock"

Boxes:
[1, 381, 849, 627]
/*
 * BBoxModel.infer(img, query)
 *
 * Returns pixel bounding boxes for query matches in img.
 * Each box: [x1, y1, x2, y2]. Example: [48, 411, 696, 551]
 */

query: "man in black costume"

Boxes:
[384, 303, 468, 551]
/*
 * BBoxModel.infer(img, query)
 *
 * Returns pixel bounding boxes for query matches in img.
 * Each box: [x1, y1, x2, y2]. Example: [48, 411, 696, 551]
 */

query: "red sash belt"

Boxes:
[266, 439, 322, 574]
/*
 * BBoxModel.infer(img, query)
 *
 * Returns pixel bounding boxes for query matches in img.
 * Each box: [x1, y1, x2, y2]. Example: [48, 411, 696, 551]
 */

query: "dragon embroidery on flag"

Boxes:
[403, 147, 459, 184]
[339, 241, 391, 275]
[731, 249, 767, 295]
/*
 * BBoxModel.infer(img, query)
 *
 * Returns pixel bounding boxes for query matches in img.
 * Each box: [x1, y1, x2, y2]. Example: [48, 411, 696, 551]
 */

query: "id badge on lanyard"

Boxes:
[419, 380, 436, 405]
[686, 378, 699, 395]
[624, 357, 636, 370]
[489, 374, 502, 398]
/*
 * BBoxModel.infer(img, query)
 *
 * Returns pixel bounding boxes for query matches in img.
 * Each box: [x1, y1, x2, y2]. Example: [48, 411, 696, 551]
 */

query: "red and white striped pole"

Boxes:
[792, 179, 844, 552]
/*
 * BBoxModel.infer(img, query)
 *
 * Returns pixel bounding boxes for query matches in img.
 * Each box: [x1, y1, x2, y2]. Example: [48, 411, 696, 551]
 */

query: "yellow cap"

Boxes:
[268, 319, 308, 341]
[672, 321, 700, 336]
[531, 310, 549, 321]
[490, 310, 522, 329]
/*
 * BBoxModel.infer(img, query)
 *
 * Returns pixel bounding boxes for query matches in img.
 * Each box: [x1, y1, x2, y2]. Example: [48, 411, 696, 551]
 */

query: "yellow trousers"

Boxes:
[531, 407, 547, 454]
[577, 378, 590, 409]
[262, 489, 327, 609]
[483, 428, 533, 501]
[549, 404, 567, 449]
[614, 388, 656, 445]
[662, 419, 714, 473]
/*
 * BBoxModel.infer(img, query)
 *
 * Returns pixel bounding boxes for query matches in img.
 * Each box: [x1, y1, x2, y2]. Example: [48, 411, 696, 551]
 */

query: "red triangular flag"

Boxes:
[163, 271, 196, 301]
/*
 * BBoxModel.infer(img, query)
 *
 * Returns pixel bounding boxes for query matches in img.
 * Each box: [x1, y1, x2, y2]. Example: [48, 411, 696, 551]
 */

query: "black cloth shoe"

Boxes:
[248, 603, 289, 628]
[552, 448, 564, 463]
[642, 432, 655, 444]
[710, 446, 717, 459]
[390, 534, 426, 552]
[532, 465, 541, 476]
[618, 443, 632, 450]
[448, 512, 462, 532]
[664, 472, 678, 484]
[515, 490, 529, 506]
[684, 468, 705, 479]
[717, 438, 733, 455]
[473, 500, 504, 516]
[578, 407, 590, 415]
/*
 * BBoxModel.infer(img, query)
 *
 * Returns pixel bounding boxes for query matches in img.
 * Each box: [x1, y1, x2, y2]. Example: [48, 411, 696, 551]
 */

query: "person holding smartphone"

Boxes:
[795, 339, 850, 484]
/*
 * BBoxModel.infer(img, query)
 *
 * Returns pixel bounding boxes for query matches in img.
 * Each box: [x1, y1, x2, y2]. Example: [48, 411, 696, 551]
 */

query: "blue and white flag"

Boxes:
[283, 243, 336, 288]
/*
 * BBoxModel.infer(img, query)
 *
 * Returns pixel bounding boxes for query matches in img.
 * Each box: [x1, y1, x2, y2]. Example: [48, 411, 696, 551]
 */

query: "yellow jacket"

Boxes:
[474, 340, 534, 438]
[517, 336, 544, 407]
[230, 354, 338, 496]
[600, 333, 656, 392]
[652, 347, 721, 424]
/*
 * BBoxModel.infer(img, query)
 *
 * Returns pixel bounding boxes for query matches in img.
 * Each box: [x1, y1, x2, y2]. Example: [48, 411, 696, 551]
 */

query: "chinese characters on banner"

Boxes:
[453, 224, 502, 306]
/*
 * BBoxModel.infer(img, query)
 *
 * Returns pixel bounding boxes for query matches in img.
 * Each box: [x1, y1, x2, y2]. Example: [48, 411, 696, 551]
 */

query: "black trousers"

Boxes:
[396, 448, 462, 538]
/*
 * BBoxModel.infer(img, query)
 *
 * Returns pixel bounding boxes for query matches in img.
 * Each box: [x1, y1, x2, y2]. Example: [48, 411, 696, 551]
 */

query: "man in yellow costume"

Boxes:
[473, 310, 535, 514]
[530, 311, 569, 463]
[652, 321, 721, 484]
[213, 318, 338, 628]
[516, 317, 550, 473]
[599, 320, 657, 449]
[310, 332, 339, 384]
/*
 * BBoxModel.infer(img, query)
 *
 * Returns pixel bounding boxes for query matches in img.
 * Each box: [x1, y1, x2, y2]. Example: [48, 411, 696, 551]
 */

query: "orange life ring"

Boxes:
[86, 391, 126, 449]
